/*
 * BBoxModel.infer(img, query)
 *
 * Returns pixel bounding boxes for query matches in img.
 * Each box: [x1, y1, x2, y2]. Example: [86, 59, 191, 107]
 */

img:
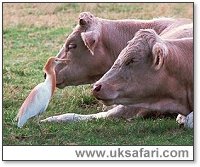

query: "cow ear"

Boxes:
[79, 12, 94, 27]
[152, 42, 168, 70]
[79, 18, 87, 26]
[81, 31, 100, 55]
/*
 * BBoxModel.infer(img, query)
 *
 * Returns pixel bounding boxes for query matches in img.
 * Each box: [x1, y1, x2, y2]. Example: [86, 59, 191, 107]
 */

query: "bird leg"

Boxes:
[36, 115, 44, 135]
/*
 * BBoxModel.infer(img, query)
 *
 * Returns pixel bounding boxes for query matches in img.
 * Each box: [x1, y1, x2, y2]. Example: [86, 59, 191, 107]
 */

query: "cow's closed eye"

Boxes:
[125, 58, 138, 66]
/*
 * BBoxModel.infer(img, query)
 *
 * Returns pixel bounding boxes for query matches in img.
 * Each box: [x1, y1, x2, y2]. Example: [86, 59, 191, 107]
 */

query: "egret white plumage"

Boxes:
[16, 57, 68, 128]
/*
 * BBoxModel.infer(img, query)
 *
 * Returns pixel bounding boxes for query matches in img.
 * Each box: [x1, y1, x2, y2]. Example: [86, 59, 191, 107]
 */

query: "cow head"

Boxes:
[54, 12, 113, 88]
[92, 29, 168, 105]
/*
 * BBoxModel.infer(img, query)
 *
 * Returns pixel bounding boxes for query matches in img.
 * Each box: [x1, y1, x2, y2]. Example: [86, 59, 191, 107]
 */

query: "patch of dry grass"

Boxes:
[3, 3, 193, 28]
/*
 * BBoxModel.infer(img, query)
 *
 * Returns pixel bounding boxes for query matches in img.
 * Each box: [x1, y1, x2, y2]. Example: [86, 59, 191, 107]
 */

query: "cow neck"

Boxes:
[164, 39, 193, 85]
[101, 18, 174, 61]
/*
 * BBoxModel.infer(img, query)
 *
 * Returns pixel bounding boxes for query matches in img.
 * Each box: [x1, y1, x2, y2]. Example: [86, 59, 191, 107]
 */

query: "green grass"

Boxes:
[3, 3, 193, 146]
[3, 118, 193, 145]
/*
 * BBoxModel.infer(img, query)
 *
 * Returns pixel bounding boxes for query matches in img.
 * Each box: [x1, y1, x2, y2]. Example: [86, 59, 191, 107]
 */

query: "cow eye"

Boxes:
[125, 58, 138, 66]
[68, 44, 77, 50]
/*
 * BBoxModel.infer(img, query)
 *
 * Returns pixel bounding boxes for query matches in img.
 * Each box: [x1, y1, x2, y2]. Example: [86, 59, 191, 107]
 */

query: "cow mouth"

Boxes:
[96, 96, 134, 106]
[56, 82, 66, 89]
[101, 99, 116, 106]
[95, 97, 116, 106]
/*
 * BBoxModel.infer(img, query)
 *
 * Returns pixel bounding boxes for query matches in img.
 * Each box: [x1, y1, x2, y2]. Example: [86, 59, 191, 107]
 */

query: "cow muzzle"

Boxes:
[92, 82, 119, 104]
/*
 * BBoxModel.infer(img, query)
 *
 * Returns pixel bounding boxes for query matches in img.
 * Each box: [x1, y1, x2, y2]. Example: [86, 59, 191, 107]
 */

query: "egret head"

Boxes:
[44, 57, 69, 74]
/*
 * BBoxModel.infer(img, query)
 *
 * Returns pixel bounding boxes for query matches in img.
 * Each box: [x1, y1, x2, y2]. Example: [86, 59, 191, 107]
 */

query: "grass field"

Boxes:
[3, 3, 193, 145]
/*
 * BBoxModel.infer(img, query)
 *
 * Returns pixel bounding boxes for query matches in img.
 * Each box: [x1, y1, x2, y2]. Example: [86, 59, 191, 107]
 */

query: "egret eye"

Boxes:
[44, 73, 46, 79]
[68, 44, 77, 50]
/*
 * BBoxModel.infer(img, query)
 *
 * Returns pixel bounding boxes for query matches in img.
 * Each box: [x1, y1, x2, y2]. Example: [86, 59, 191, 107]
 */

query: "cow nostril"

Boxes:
[44, 73, 46, 79]
[94, 84, 102, 92]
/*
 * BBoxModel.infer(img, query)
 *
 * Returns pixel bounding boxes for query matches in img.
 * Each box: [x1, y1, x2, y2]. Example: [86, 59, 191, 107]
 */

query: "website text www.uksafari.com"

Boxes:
[74, 147, 192, 160]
